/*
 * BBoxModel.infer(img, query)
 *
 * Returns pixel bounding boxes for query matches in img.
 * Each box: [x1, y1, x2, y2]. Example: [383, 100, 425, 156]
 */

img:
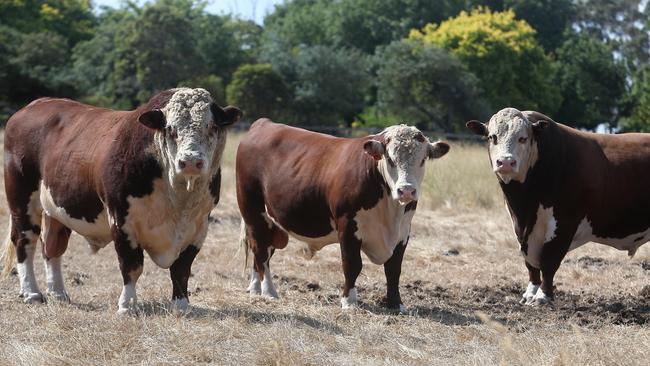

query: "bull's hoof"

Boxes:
[261, 284, 279, 299]
[525, 288, 553, 306]
[21, 291, 44, 304]
[116, 307, 133, 316]
[520, 282, 539, 305]
[47, 290, 70, 303]
[171, 297, 189, 313]
[341, 288, 358, 309]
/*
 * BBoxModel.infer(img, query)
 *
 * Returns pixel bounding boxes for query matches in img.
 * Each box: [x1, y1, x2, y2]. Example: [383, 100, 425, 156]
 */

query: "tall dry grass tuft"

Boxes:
[421, 142, 500, 211]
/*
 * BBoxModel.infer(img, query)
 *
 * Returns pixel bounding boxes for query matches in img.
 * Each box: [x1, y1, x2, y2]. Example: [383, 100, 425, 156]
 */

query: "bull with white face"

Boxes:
[364, 125, 447, 203]
[467, 107, 650, 306]
[467, 108, 548, 184]
[237, 121, 449, 313]
[2, 88, 241, 313]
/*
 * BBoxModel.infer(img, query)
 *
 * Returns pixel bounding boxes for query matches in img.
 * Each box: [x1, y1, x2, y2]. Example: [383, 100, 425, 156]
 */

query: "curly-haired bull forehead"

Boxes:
[488, 108, 531, 134]
[162, 88, 213, 129]
[381, 124, 428, 157]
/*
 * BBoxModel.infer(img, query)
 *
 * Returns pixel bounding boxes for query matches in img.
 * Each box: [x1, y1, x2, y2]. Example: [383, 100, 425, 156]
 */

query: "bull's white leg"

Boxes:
[117, 267, 142, 314]
[261, 262, 278, 299]
[247, 268, 261, 295]
[340, 287, 358, 309]
[17, 238, 43, 304]
[520, 282, 539, 305]
[44, 256, 69, 302]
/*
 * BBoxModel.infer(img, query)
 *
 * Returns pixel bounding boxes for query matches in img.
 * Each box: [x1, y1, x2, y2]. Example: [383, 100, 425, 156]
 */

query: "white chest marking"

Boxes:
[522, 205, 557, 269]
[122, 179, 214, 268]
[353, 195, 414, 265]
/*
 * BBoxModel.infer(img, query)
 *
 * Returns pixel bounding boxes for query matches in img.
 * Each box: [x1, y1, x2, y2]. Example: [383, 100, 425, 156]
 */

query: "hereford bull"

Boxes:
[1, 88, 241, 313]
[467, 107, 650, 305]
[236, 120, 449, 312]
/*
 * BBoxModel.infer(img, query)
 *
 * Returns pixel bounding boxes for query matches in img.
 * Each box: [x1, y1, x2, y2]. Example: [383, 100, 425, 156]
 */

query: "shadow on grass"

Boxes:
[127, 300, 346, 335]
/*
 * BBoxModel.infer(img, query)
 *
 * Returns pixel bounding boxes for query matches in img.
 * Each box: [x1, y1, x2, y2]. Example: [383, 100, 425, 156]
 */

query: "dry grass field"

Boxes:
[1, 131, 650, 365]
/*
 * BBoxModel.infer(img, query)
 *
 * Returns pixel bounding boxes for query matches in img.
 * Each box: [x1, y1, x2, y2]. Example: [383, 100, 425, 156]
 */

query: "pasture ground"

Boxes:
[1, 133, 650, 365]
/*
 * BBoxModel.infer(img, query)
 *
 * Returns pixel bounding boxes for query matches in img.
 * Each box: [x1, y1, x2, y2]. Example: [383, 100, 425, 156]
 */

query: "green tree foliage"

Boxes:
[554, 33, 627, 129]
[375, 40, 488, 131]
[226, 63, 288, 120]
[290, 46, 371, 126]
[574, 0, 649, 73]
[0, 0, 95, 45]
[467, 0, 575, 51]
[619, 68, 650, 132]
[410, 7, 561, 114]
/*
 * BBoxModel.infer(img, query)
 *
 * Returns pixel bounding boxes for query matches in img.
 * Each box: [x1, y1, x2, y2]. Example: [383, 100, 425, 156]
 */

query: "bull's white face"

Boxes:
[364, 125, 450, 204]
[138, 88, 241, 191]
[467, 108, 544, 184]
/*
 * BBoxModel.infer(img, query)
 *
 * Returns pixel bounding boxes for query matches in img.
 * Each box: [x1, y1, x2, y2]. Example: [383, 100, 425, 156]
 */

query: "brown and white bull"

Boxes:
[467, 107, 650, 305]
[1, 88, 241, 313]
[236, 120, 449, 312]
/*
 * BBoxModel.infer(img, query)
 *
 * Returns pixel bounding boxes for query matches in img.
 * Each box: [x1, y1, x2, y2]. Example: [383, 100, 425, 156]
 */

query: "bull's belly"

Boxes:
[40, 184, 113, 250]
[569, 217, 650, 256]
[523, 206, 650, 268]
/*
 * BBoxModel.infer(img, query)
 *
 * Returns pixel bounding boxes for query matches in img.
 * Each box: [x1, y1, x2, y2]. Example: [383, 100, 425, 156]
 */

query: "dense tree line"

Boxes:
[1, 0, 648, 132]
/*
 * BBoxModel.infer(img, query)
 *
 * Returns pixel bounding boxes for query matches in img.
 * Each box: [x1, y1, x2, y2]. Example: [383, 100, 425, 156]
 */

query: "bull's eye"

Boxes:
[519, 136, 528, 144]
[489, 135, 497, 145]
[386, 156, 395, 167]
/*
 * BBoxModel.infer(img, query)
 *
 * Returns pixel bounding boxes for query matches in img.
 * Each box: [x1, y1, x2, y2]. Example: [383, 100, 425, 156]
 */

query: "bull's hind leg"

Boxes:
[4, 163, 44, 303]
[41, 215, 71, 302]
[244, 219, 288, 299]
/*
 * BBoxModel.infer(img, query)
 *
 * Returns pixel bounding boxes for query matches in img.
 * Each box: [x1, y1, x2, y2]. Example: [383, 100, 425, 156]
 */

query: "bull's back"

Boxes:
[236, 120, 369, 238]
[5, 98, 128, 236]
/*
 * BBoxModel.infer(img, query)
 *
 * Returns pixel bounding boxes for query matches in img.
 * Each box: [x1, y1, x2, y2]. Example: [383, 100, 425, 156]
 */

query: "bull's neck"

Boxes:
[500, 172, 541, 245]
[499, 130, 563, 247]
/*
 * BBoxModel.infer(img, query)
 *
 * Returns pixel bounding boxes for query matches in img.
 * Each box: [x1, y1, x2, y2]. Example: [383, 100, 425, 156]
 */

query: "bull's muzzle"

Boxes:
[397, 185, 417, 203]
[495, 157, 516, 174]
[178, 158, 205, 176]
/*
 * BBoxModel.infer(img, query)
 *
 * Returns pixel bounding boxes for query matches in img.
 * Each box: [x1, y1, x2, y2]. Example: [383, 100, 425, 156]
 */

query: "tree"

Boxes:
[0, 0, 95, 45]
[70, 7, 139, 108]
[466, 0, 575, 51]
[554, 33, 627, 129]
[290, 46, 371, 126]
[226, 64, 288, 120]
[127, 0, 205, 102]
[410, 7, 561, 114]
[619, 68, 650, 132]
[375, 40, 488, 131]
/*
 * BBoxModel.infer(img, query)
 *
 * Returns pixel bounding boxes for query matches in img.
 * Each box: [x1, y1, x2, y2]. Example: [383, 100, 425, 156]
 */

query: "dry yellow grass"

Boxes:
[1, 131, 650, 365]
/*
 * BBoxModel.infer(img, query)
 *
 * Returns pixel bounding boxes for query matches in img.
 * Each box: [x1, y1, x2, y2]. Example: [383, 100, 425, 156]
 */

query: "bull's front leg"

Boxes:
[384, 240, 407, 314]
[113, 228, 144, 314]
[520, 261, 541, 305]
[527, 235, 572, 306]
[338, 219, 363, 309]
[169, 245, 200, 312]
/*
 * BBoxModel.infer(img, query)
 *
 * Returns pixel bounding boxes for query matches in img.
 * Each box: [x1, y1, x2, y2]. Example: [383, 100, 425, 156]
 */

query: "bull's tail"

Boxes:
[239, 218, 249, 273]
[1, 222, 15, 278]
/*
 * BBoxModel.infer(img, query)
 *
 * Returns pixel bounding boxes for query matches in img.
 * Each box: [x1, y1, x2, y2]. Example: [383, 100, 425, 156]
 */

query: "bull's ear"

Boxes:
[466, 120, 488, 136]
[363, 139, 385, 160]
[211, 103, 242, 127]
[532, 119, 549, 133]
[138, 110, 165, 130]
[428, 141, 450, 159]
